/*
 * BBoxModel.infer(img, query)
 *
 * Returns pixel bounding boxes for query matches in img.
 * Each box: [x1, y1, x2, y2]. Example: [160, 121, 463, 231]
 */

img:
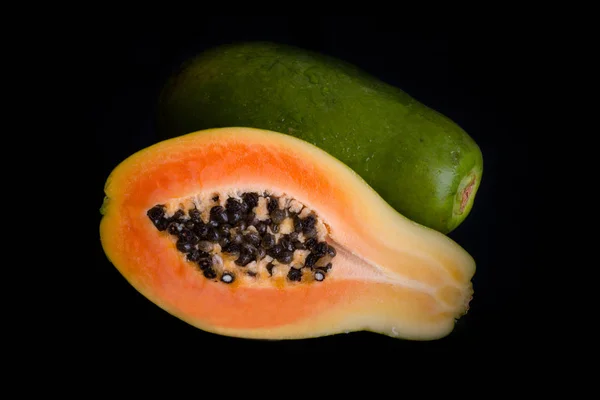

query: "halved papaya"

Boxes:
[99, 127, 475, 341]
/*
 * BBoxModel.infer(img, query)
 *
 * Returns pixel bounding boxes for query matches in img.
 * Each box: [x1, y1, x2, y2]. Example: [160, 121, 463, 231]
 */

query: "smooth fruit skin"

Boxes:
[157, 42, 483, 234]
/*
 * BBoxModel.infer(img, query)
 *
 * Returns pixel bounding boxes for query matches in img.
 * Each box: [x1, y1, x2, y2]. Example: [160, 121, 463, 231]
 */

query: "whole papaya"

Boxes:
[157, 41, 483, 234]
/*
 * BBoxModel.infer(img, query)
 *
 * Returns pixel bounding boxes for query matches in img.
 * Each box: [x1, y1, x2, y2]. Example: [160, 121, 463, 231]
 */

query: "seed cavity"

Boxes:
[146, 191, 337, 285]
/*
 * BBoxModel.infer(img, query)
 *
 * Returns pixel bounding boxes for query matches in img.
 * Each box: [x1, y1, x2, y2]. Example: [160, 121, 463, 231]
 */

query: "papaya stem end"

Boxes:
[458, 175, 476, 215]
[447, 167, 481, 233]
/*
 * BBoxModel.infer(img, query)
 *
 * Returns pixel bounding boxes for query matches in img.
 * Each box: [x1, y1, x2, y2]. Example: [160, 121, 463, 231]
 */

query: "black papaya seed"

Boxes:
[293, 217, 303, 233]
[270, 209, 286, 224]
[235, 220, 247, 231]
[267, 196, 278, 213]
[305, 238, 317, 251]
[209, 206, 228, 224]
[223, 242, 241, 254]
[270, 223, 280, 234]
[303, 226, 317, 238]
[194, 224, 209, 239]
[189, 208, 202, 223]
[206, 228, 220, 242]
[241, 243, 258, 257]
[327, 245, 337, 257]
[147, 205, 169, 231]
[147, 205, 166, 221]
[176, 239, 194, 253]
[186, 250, 202, 262]
[228, 210, 243, 225]
[218, 224, 231, 236]
[232, 233, 244, 244]
[255, 221, 267, 236]
[279, 236, 294, 252]
[197, 241, 213, 253]
[198, 257, 212, 270]
[170, 210, 185, 222]
[235, 253, 253, 267]
[304, 252, 319, 268]
[277, 251, 293, 264]
[244, 232, 261, 247]
[155, 218, 169, 231]
[203, 267, 217, 279]
[261, 234, 275, 249]
[219, 236, 230, 248]
[185, 220, 195, 230]
[302, 215, 316, 230]
[267, 244, 283, 258]
[167, 222, 181, 235]
[242, 192, 259, 209]
[226, 198, 242, 212]
[293, 240, 306, 250]
[179, 228, 198, 243]
[314, 242, 328, 257]
[245, 211, 256, 224]
[287, 267, 302, 282]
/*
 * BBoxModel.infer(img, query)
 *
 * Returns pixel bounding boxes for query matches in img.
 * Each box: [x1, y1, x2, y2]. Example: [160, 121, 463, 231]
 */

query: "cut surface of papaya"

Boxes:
[157, 41, 484, 234]
[100, 127, 475, 341]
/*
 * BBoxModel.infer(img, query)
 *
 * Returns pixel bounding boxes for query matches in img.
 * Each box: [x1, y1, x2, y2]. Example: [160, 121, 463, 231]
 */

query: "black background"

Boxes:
[91, 17, 535, 358]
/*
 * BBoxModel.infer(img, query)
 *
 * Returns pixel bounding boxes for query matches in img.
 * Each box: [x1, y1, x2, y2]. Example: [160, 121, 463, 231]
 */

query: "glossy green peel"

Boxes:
[157, 41, 483, 234]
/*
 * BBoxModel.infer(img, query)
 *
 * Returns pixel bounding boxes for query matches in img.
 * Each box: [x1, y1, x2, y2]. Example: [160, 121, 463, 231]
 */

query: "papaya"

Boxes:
[156, 41, 483, 234]
[99, 127, 475, 341]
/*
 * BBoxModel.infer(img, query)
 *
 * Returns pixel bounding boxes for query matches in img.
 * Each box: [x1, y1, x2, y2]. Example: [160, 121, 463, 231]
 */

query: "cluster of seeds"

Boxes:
[146, 192, 337, 285]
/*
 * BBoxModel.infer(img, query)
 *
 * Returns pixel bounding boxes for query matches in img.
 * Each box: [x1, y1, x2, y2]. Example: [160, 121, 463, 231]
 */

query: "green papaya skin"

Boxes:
[157, 41, 483, 234]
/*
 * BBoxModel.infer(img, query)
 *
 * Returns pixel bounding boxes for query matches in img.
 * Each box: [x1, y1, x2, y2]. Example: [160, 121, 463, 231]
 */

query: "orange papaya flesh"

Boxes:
[99, 127, 475, 341]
